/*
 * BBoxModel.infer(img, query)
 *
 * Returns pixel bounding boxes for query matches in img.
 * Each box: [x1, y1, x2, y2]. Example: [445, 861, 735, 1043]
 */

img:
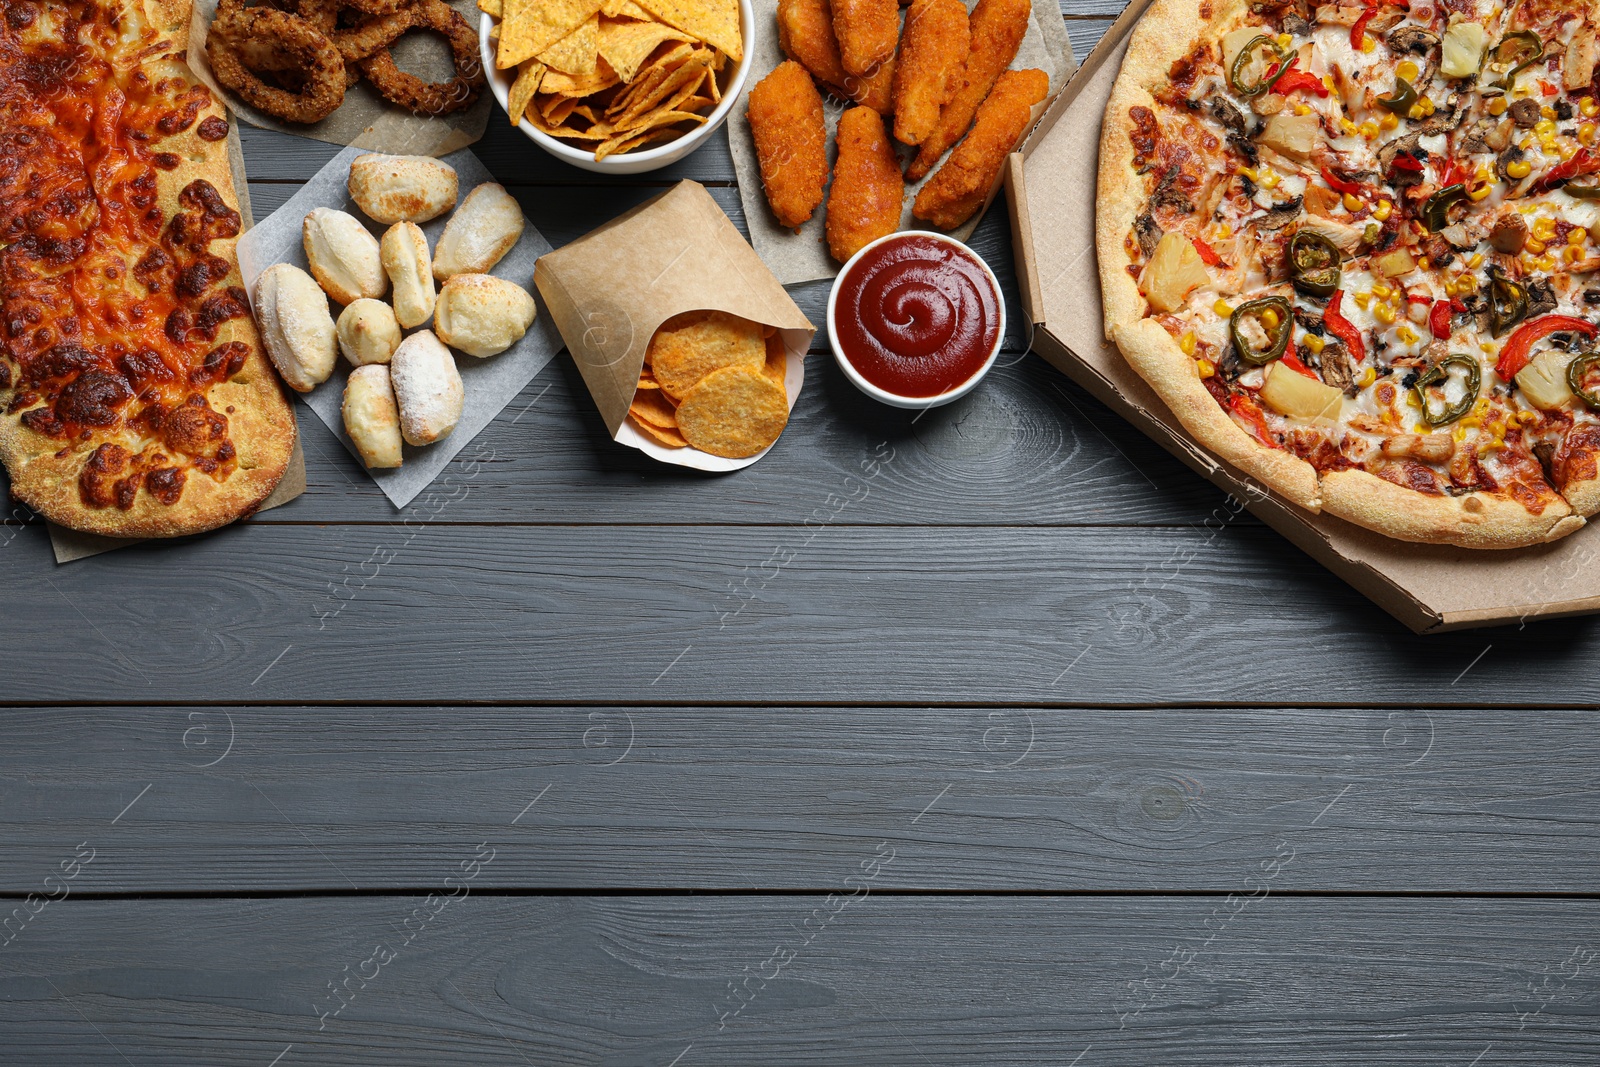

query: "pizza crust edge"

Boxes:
[1096, 0, 1588, 548]
[1098, 0, 1322, 512]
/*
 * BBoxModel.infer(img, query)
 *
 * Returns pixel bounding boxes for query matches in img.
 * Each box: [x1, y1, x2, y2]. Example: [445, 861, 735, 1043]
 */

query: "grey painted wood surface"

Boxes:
[2, 898, 1597, 1065]
[1, 705, 1593, 893]
[1, 520, 1596, 705]
[1, 2, 1596, 1061]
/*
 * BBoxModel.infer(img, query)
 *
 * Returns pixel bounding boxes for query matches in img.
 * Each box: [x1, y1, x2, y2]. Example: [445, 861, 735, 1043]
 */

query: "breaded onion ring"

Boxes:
[333, 5, 420, 65]
[207, 6, 347, 124]
[342, 0, 415, 14]
[356, 0, 484, 116]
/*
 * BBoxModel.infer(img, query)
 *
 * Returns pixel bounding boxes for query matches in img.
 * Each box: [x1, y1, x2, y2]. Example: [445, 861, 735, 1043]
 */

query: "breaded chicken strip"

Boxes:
[747, 61, 830, 231]
[892, 0, 969, 145]
[777, 0, 897, 113]
[905, 0, 1029, 182]
[826, 106, 905, 262]
[913, 68, 1048, 229]
[832, 0, 900, 77]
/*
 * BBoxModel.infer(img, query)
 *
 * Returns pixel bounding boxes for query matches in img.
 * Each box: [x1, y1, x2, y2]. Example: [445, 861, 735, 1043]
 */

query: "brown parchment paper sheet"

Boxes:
[727, 0, 1075, 285]
[535, 181, 815, 472]
[188, 0, 492, 155]
[1006, 0, 1600, 632]
[49, 124, 306, 563]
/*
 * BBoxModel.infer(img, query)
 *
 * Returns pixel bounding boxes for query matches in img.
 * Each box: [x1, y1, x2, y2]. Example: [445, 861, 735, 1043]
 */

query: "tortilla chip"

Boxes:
[507, 60, 545, 125]
[674, 366, 788, 458]
[498, 0, 602, 69]
[602, 0, 656, 17]
[615, 49, 709, 125]
[616, 108, 707, 136]
[635, 0, 741, 62]
[539, 14, 600, 76]
[629, 389, 680, 429]
[598, 17, 695, 83]
[631, 414, 688, 448]
[546, 95, 581, 124]
[478, 0, 501, 15]
[764, 334, 786, 390]
[539, 56, 620, 96]
[648, 310, 767, 398]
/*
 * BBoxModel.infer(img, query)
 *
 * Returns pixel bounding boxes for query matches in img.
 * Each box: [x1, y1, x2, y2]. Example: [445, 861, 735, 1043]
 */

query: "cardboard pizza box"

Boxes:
[1002, 0, 1600, 633]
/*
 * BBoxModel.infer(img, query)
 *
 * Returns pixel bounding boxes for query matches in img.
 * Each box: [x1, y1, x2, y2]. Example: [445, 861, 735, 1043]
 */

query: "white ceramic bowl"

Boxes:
[826, 231, 1006, 410]
[478, 0, 754, 175]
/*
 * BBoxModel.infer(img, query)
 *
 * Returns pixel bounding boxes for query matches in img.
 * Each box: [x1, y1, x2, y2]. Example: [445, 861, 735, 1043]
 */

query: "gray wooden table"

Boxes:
[5, 7, 1600, 1064]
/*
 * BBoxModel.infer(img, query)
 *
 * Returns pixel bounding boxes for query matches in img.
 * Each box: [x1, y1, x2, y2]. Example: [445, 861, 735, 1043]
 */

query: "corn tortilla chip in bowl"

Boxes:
[478, 0, 752, 174]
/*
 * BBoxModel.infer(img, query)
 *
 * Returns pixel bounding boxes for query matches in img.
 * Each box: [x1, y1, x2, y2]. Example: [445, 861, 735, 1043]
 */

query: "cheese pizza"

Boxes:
[0, 0, 294, 537]
[1099, 0, 1600, 547]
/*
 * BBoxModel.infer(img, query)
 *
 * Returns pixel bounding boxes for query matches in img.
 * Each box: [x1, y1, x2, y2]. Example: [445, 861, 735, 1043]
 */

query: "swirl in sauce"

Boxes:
[833, 234, 1000, 398]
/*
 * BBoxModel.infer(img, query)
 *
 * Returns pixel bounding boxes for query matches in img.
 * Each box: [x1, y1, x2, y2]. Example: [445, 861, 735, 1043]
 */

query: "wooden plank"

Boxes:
[2, 705, 1596, 893]
[0, 522, 1593, 705]
[1065, 16, 1118, 55]
[0, 355, 1233, 528]
[2, 897, 1596, 1064]
[255, 357, 1233, 525]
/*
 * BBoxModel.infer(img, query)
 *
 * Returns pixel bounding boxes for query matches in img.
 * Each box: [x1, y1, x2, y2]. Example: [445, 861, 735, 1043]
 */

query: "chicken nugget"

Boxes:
[832, 0, 900, 77]
[892, 0, 969, 145]
[779, 0, 897, 112]
[747, 60, 830, 231]
[913, 68, 1047, 229]
[904, 0, 1029, 182]
[827, 106, 905, 262]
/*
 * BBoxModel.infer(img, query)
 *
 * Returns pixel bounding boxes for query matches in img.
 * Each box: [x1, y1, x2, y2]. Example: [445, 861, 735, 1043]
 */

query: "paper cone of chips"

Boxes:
[534, 180, 813, 471]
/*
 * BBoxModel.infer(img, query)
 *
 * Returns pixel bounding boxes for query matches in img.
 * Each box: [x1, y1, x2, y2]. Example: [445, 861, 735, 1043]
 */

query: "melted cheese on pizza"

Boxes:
[1121, 0, 1600, 505]
[0, 0, 251, 512]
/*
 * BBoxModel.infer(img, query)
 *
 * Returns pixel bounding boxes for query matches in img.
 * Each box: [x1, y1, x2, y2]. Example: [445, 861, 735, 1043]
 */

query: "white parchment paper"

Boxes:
[236, 145, 562, 509]
[727, 0, 1075, 285]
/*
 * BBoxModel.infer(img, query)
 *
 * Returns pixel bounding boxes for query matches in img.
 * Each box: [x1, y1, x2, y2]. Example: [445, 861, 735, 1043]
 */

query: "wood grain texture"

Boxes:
[1, 705, 1595, 892]
[1, 522, 1596, 705]
[1, 897, 1596, 1064]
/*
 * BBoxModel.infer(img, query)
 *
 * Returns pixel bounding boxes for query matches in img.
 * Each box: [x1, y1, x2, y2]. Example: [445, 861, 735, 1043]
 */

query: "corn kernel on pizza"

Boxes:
[1098, 0, 1600, 548]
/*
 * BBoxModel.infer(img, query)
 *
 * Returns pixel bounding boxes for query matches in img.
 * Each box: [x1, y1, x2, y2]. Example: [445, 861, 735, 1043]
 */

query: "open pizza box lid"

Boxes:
[1001, 0, 1600, 634]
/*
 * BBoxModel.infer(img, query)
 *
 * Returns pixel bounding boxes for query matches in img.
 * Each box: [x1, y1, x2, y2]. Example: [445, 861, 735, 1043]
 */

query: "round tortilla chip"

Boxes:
[648, 309, 767, 399]
[763, 333, 786, 390]
[630, 414, 688, 447]
[674, 365, 789, 458]
[629, 387, 679, 428]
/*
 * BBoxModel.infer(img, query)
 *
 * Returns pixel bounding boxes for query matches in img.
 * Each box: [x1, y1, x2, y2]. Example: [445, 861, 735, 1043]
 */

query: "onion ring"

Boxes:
[207, 6, 346, 123]
[356, 0, 484, 116]
[332, 5, 420, 65]
[294, 0, 341, 36]
[341, 0, 416, 14]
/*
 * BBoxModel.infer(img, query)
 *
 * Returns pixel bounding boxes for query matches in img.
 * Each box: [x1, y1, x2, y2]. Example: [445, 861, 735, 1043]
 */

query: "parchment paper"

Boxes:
[535, 181, 815, 472]
[188, 0, 493, 156]
[49, 124, 307, 563]
[237, 145, 563, 507]
[727, 0, 1075, 285]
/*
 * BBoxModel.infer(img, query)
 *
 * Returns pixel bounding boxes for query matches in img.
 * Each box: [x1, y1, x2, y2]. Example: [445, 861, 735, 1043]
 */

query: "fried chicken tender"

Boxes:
[778, 0, 897, 112]
[827, 106, 905, 262]
[913, 68, 1048, 229]
[747, 60, 830, 231]
[892, 0, 969, 145]
[832, 0, 900, 77]
[905, 0, 1030, 181]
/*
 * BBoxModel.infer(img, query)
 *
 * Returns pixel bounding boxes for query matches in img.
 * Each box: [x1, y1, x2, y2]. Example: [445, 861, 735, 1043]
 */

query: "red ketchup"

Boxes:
[833, 234, 1001, 398]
